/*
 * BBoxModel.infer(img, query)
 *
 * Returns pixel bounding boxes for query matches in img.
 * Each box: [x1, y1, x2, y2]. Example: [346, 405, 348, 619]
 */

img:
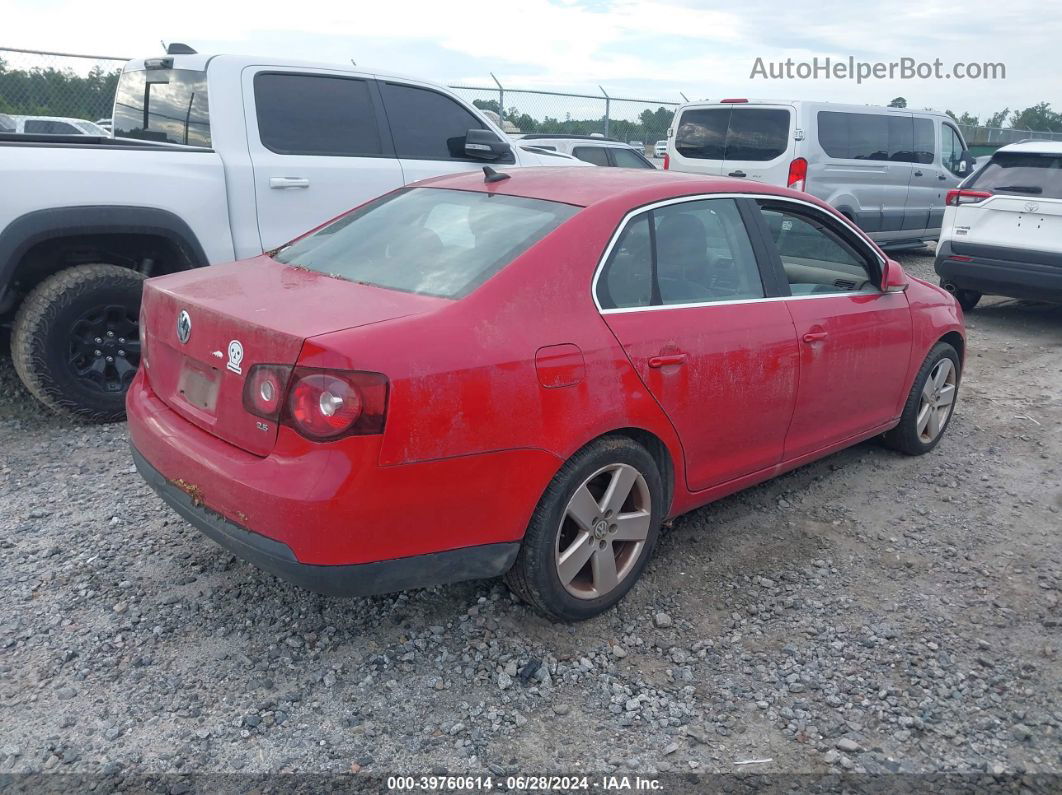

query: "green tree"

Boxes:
[888, 96, 907, 108]
[985, 107, 1010, 129]
[1009, 102, 1062, 132]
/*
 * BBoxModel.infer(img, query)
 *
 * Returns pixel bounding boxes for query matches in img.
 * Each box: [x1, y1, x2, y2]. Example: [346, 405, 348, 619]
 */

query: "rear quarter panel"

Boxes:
[301, 201, 687, 505]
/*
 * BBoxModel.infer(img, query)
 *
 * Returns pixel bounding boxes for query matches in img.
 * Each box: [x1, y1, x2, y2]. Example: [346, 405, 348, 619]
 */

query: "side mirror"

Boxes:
[883, 260, 909, 293]
[465, 129, 511, 161]
[957, 151, 975, 177]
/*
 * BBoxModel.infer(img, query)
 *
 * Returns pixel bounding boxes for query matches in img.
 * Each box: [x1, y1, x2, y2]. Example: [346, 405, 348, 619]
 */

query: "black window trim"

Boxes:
[592, 193, 886, 313]
[941, 121, 967, 175]
[251, 70, 395, 158]
[378, 79, 516, 165]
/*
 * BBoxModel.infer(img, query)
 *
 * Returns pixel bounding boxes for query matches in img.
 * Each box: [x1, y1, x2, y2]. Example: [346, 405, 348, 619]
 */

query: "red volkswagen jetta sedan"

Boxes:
[128, 167, 965, 621]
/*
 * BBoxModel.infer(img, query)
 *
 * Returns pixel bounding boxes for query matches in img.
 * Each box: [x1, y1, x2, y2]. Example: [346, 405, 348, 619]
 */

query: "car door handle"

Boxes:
[269, 177, 310, 189]
[727, 170, 747, 178]
[938, 174, 947, 181]
[802, 331, 828, 343]
[648, 353, 688, 368]
[914, 170, 924, 177]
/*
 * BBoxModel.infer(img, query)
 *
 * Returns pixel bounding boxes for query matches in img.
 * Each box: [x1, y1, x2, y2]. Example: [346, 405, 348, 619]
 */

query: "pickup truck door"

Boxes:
[376, 80, 517, 184]
[243, 68, 404, 250]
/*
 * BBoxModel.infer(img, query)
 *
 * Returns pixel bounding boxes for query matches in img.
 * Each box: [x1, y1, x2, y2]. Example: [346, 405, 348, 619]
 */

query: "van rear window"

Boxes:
[676, 107, 790, 162]
[969, 152, 1062, 200]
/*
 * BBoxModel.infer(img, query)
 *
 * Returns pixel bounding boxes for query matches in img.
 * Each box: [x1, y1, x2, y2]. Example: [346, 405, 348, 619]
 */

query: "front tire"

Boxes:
[12, 264, 144, 423]
[505, 436, 664, 621]
[883, 342, 961, 455]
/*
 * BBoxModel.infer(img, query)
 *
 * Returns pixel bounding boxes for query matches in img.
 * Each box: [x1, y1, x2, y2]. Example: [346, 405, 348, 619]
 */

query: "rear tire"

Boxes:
[505, 436, 663, 622]
[955, 289, 982, 312]
[883, 342, 961, 456]
[12, 264, 144, 423]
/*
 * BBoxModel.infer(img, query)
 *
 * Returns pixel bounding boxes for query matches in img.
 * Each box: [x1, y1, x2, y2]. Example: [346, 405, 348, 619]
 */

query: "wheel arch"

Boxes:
[0, 206, 209, 314]
[564, 426, 677, 518]
[938, 330, 965, 366]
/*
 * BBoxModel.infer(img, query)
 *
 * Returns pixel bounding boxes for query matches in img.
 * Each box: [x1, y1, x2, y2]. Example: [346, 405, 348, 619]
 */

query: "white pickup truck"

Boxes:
[0, 49, 580, 421]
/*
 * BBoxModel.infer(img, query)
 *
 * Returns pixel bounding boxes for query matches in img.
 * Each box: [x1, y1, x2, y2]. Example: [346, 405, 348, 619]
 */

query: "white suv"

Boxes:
[935, 141, 1062, 310]
[513, 135, 656, 168]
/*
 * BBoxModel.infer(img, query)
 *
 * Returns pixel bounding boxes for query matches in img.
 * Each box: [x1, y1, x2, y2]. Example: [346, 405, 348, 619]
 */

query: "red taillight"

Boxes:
[787, 157, 808, 192]
[720, 98, 748, 103]
[242, 365, 388, 440]
[244, 364, 291, 420]
[663, 153, 670, 170]
[946, 189, 992, 206]
[950, 255, 973, 262]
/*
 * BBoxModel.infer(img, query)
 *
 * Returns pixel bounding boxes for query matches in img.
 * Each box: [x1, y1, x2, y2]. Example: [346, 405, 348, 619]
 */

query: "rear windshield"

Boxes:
[273, 188, 580, 298]
[968, 152, 1062, 200]
[112, 68, 210, 147]
[676, 107, 790, 161]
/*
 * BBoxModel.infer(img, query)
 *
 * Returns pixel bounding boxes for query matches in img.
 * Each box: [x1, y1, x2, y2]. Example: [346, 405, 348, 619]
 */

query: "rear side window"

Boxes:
[675, 107, 789, 161]
[24, 119, 80, 134]
[969, 152, 1062, 200]
[572, 146, 610, 166]
[819, 112, 932, 163]
[597, 198, 763, 309]
[113, 68, 210, 147]
[274, 188, 578, 298]
[254, 73, 382, 156]
[381, 83, 497, 161]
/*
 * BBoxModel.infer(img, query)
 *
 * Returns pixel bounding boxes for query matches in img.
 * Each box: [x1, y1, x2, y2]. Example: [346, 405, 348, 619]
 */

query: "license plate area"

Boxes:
[177, 360, 221, 412]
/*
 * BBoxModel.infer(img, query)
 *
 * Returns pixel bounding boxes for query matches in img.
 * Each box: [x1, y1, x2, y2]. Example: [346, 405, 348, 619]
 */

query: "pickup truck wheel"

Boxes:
[12, 264, 144, 423]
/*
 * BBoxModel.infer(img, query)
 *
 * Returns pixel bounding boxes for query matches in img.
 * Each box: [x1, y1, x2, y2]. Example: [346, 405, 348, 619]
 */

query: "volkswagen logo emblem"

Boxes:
[176, 310, 192, 344]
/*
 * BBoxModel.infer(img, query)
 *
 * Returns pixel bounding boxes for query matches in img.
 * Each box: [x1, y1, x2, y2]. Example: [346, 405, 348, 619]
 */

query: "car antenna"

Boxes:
[483, 166, 511, 183]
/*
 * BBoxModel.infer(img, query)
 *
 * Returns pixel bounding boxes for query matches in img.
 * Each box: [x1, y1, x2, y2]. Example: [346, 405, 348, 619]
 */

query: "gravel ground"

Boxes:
[1, 250, 1060, 785]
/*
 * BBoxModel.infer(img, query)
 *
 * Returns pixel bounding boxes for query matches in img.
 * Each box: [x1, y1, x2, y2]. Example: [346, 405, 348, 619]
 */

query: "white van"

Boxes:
[665, 99, 976, 247]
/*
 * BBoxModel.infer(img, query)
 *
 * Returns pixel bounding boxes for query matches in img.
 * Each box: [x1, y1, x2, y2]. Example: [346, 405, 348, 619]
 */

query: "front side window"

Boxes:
[274, 188, 578, 298]
[254, 73, 382, 156]
[572, 146, 610, 166]
[381, 82, 499, 161]
[597, 198, 764, 309]
[758, 203, 878, 295]
[968, 152, 1062, 200]
[942, 125, 966, 176]
[112, 68, 210, 146]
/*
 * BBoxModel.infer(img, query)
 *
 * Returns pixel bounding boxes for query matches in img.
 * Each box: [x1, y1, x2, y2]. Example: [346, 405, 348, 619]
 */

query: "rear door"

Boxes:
[719, 105, 795, 185]
[377, 80, 512, 184]
[669, 107, 730, 175]
[597, 196, 799, 492]
[752, 199, 912, 459]
[244, 68, 404, 250]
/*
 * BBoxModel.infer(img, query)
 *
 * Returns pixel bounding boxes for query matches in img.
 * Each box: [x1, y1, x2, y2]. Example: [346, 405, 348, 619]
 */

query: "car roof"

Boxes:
[677, 99, 951, 119]
[415, 166, 816, 209]
[995, 140, 1062, 155]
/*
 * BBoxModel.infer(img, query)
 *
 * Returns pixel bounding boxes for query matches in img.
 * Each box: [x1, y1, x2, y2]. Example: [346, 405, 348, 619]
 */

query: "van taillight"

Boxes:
[787, 157, 808, 192]
[242, 365, 388, 440]
[720, 98, 748, 103]
[663, 153, 670, 170]
[946, 189, 992, 206]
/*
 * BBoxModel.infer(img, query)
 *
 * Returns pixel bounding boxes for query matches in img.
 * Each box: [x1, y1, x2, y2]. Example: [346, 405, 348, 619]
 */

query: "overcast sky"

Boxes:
[5, 0, 1058, 120]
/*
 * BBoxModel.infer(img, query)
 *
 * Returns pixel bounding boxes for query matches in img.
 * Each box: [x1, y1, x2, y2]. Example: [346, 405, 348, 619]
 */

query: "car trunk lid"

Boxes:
[141, 256, 441, 456]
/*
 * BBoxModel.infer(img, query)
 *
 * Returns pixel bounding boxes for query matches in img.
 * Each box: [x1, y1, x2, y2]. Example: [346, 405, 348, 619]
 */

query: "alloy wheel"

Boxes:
[67, 304, 140, 394]
[917, 358, 957, 443]
[554, 463, 652, 600]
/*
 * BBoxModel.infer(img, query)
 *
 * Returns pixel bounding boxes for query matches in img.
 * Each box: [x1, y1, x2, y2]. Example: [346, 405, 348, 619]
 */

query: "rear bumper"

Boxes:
[126, 370, 561, 570]
[131, 445, 519, 596]
[935, 240, 1062, 302]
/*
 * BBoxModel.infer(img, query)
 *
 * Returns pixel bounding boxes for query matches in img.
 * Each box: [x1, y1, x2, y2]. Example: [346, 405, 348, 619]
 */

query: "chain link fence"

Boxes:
[5, 46, 1062, 155]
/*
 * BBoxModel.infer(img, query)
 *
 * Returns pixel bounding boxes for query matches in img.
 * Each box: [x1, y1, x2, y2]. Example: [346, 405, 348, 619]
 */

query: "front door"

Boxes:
[753, 200, 913, 459]
[244, 68, 404, 253]
[597, 197, 799, 491]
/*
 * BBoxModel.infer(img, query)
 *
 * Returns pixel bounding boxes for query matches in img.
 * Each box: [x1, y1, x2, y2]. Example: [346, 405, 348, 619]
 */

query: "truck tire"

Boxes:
[12, 264, 145, 423]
